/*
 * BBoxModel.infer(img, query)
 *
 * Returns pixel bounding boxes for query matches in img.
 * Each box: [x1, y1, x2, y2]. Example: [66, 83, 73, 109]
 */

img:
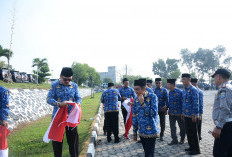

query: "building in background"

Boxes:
[99, 66, 117, 83]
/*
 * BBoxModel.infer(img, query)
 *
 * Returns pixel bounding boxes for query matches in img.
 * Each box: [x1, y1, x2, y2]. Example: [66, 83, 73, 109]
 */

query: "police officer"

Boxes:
[153, 78, 168, 141]
[191, 78, 203, 141]
[211, 68, 232, 156]
[0, 86, 10, 128]
[119, 78, 136, 125]
[181, 73, 200, 155]
[133, 79, 159, 157]
[166, 79, 185, 145]
[101, 83, 121, 143]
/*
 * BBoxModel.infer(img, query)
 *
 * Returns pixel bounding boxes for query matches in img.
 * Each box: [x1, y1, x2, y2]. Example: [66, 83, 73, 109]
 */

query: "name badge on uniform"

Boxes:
[220, 91, 226, 99]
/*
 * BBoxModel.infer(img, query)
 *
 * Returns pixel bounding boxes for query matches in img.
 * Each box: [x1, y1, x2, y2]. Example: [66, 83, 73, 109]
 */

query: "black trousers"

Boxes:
[213, 122, 232, 157]
[140, 137, 156, 157]
[158, 111, 166, 137]
[103, 117, 107, 133]
[52, 126, 79, 157]
[184, 117, 200, 151]
[169, 115, 185, 141]
[105, 112, 119, 140]
[197, 117, 202, 140]
[121, 106, 128, 125]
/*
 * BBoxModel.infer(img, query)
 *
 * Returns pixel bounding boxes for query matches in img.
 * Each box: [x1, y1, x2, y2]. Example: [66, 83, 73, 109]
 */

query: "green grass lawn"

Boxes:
[0, 80, 51, 89]
[0, 80, 87, 89]
[7, 93, 101, 157]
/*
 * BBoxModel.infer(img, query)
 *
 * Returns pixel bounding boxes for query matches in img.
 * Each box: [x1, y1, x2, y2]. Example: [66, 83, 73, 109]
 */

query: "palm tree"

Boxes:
[32, 58, 48, 84]
[0, 45, 13, 82]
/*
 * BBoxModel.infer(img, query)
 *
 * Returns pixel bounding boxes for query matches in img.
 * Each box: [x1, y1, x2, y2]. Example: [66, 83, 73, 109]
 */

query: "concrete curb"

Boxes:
[86, 104, 103, 157]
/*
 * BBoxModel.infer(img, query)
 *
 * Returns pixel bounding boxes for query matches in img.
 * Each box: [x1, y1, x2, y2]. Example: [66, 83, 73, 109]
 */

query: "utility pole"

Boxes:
[125, 64, 127, 76]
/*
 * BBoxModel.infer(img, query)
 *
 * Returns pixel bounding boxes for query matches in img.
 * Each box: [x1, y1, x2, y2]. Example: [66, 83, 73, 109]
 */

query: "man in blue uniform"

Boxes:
[211, 68, 232, 156]
[181, 73, 200, 155]
[133, 79, 159, 157]
[47, 67, 82, 157]
[191, 78, 203, 141]
[139, 78, 153, 94]
[146, 80, 153, 89]
[0, 86, 10, 128]
[153, 78, 168, 141]
[101, 83, 121, 143]
[166, 79, 185, 145]
[119, 78, 136, 125]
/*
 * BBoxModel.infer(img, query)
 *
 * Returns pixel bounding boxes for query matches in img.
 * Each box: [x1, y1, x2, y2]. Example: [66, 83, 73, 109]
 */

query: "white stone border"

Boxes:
[86, 104, 103, 157]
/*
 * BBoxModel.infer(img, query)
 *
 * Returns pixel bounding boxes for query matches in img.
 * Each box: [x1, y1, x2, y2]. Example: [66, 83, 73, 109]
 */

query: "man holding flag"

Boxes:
[46, 67, 82, 157]
[119, 78, 136, 138]
[101, 83, 121, 143]
[0, 85, 10, 157]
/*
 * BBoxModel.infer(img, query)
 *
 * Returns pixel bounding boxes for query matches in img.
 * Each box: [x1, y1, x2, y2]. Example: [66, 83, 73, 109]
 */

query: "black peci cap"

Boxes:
[191, 78, 198, 83]
[134, 79, 146, 87]
[155, 78, 161, 82]
[134, 80, 140, 86]
[167, 79, 176, 84]
[123, 78, 129, 83]
[146, 80, 153, 83]
[181, 73, 191, 78]
[108, 82, 114, 87]
[61, 67, 73, 77]
[211, 68, 231, 79]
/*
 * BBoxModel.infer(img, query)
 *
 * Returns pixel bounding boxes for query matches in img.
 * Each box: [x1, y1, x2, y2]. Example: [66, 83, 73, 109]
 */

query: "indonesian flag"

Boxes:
[122, 98, 134, 139]
[0, 125, 11, 157]
[43, 102, 82, 143]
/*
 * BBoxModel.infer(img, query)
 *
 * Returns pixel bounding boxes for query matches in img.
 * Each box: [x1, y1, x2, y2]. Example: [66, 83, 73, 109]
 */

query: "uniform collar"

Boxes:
[59, 80, 72, 86]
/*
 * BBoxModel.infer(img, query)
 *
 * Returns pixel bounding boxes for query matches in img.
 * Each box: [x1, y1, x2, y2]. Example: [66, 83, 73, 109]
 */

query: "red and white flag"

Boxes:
[43, 102, 82, 143]
[122, 98, 133, 139]
[0, 125, 11, 157]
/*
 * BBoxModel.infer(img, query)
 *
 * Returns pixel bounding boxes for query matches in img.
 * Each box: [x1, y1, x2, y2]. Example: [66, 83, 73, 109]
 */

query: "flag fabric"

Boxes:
[122, 98, 134, 139]
[43, 102, 81, 143]
[0, 125, 11, 157]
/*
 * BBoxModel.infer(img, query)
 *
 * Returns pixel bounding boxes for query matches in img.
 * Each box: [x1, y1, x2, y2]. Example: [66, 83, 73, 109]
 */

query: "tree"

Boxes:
[180, 48, 194, 73]
[32, 58, 51, 84]
[0, 60, 6, 69]
[169, 69, 181, 79]
[103, 78, 113, 83]
[152, 58, 180, 78]
[0, 45, 13, 82]
[193, 48, 219, 83]
[72, 62, 101, 87]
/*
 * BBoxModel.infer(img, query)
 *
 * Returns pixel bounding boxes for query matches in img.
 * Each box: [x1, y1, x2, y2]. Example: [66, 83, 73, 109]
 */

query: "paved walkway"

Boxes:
[96, 91, 216, 157]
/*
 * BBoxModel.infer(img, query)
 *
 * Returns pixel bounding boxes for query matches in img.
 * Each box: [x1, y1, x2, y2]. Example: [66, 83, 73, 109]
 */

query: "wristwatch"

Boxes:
[57, 102, 61, 107]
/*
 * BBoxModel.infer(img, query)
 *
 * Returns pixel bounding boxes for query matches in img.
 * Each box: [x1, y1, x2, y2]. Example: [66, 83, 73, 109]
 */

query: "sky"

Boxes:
[1, 0, 232, 80]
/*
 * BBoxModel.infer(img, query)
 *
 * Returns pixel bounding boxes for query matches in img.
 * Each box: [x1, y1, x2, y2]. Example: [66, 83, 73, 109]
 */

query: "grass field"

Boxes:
[7, 93, 101, 157]
[0, 80, 51, 89]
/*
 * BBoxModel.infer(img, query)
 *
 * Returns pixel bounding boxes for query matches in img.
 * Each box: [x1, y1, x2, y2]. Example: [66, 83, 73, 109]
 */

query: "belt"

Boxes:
[226, 118, 232, 122]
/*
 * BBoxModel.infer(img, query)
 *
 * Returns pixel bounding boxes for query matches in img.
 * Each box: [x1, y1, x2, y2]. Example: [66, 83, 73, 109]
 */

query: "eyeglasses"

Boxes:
[63, 78, 72, 82]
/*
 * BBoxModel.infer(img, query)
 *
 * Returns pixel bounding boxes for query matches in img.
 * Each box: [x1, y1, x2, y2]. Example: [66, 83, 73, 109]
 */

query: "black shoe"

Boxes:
[107, 137, 112, 143]
[179, 140, 184, 144]
[114, 138, 120, 143]
[168, 140, 178, 145]
[160, 137, 164, 141]
[187, 150, 201, 155]
[185, 148, 193, 151]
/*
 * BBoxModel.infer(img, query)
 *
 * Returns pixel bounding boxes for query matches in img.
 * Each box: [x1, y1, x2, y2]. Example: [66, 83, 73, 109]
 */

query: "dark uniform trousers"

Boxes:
[121, 105, 128, 125]
[184, 117, 200, 151]
[140, 137, 156, 157]
[197, 117, 202, 140]
[158, 111, 166, 137]
[52, 126, 79, 157]
[213, 122, 232, 157]
[105, 111, 119, 140]
[169, 115, 185, 141]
